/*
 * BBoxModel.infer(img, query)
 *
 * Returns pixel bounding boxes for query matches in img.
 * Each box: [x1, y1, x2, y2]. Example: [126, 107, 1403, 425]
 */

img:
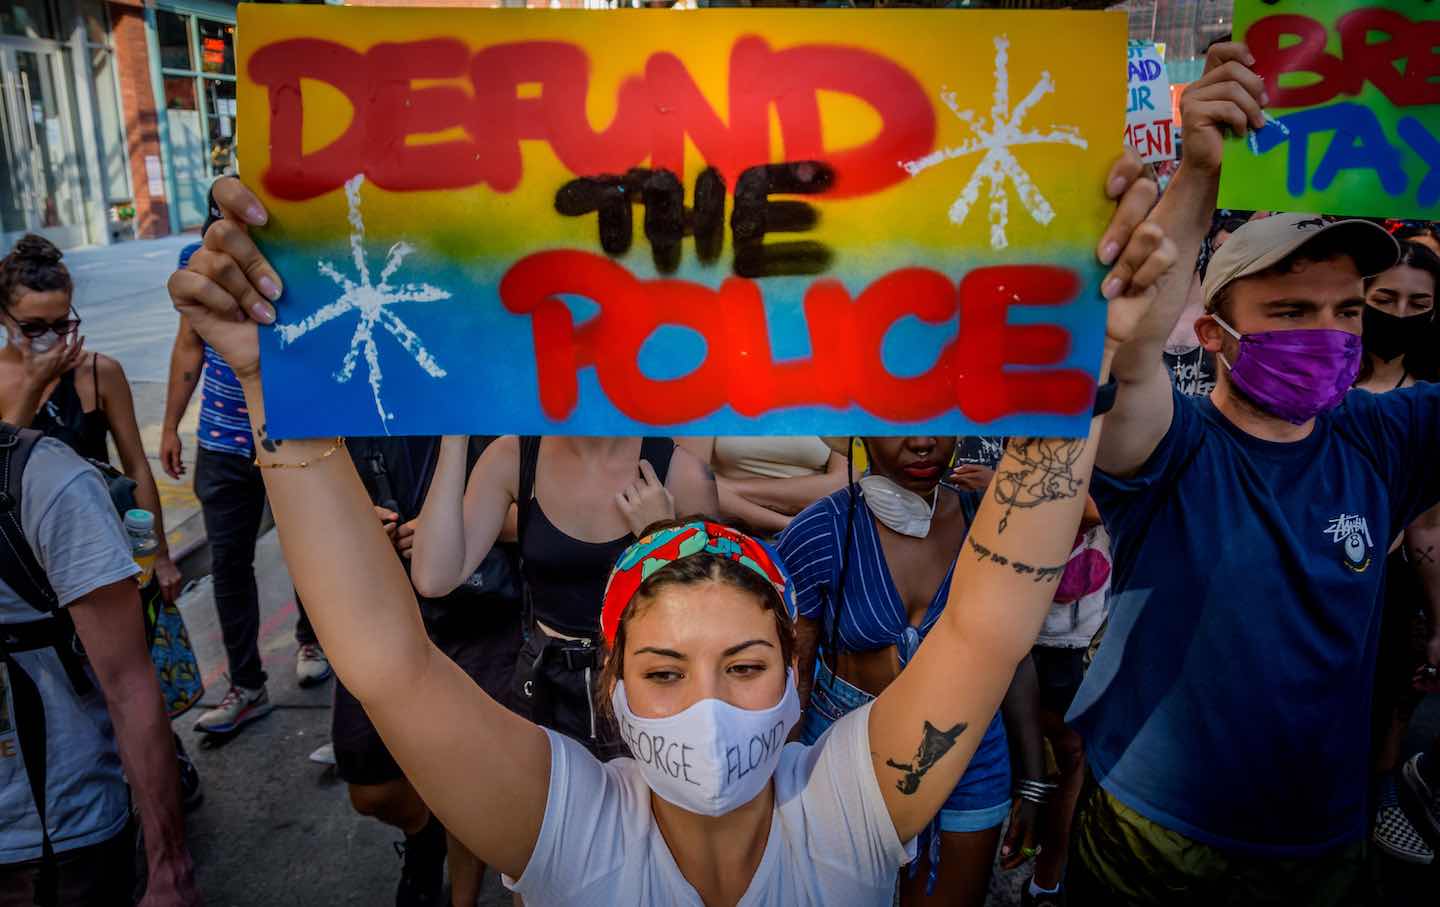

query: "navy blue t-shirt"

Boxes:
[1068, 384, 1440, 855]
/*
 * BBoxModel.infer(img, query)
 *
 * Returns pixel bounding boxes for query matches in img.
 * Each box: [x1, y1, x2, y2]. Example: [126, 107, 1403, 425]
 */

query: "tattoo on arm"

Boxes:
[182, 370, 195, 383]
[993, 438, 1085, 533]
[885, 720, 968, 795]
[1412, 545, 1436, 566]
[966, 537, 1066, 583]
[258, 422, 283, 453]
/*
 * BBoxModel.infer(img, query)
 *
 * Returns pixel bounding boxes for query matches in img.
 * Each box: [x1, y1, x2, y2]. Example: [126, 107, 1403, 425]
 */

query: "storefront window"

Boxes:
[56, 0, 111, 44]
[1, 1, 57, 39]
[90, 47, 129, 202]
[157, 10, 194, 72]
[204, 80, 237, 177]
[198, 19, 236, 77]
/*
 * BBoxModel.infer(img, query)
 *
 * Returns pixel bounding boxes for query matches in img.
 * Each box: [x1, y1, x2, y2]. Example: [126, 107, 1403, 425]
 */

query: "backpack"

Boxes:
[0, 423, 93, 906]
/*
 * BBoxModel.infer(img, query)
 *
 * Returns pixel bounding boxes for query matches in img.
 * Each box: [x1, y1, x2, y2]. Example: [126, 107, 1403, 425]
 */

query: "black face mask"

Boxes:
[1363, 305, 1433, 362]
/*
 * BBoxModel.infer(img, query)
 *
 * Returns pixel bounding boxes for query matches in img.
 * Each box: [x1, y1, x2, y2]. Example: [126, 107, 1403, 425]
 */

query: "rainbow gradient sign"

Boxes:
[237, 6, 1125, 438]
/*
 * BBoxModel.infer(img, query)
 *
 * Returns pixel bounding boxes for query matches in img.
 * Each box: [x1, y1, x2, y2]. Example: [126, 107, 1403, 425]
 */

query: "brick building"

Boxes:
[1, 0, 241, 249]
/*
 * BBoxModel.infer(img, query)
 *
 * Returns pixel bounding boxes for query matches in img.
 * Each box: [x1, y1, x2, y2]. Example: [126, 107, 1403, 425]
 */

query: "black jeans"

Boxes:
[0, 821, 135, 907]
[194, 447, 315, 689]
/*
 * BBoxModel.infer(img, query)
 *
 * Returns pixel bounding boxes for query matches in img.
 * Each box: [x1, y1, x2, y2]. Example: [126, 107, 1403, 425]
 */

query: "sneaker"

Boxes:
[1020, 879, 1066, 907]
[296, 643, 333, 687]
[1375, 775, 1433, 864]
[193, 682, 274, 735]
[174, 734, 203, 812]
[394, 814, 446, 907]
[1401, 752, 1440, 846]
[308, 742, 336, 765]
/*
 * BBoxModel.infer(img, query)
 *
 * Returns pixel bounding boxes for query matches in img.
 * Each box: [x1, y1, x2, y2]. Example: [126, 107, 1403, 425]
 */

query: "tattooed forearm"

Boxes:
[885, 720, 968, 795]
[258, 422, 283, 453]
[967, 537, 1066, 583]
[993, 438, 1086, 533]
[1411, 544, 1436, 567]
[181, 370, 195, 383]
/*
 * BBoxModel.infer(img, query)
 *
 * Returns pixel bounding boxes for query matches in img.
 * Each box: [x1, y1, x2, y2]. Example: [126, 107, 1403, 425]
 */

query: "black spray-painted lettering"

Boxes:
[554, 161, 833, 277]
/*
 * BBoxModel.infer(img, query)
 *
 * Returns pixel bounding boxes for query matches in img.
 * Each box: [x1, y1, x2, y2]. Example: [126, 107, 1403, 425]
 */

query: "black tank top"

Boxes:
[31, 359, 110, 464]
[517, 437, 675, 638]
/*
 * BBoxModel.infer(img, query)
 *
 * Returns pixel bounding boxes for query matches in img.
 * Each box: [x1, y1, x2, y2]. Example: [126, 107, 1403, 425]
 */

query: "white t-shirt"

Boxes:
[0, 438, 136, 862]
[507, 701, 913, 906]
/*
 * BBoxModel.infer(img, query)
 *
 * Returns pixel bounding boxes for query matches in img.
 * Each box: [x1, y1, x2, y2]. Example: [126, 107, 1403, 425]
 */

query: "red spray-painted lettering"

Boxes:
[1248, 9, 1440, 109]
[248, 37, 935, 202]
[498, 250, 1093, 425]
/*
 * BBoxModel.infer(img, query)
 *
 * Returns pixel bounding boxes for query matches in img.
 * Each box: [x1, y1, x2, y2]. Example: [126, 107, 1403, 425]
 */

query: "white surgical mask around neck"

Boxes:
[858, 473, 938, 538]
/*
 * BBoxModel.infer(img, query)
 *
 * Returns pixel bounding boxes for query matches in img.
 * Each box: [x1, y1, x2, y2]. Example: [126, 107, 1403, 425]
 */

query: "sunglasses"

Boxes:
[4, 310, 81, 340]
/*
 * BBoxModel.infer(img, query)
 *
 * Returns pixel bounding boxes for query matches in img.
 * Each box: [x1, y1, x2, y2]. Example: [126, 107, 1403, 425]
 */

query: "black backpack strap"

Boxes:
[1, 647, 58, 907]
[639, 437, 676, 487]
[0, 424, 58, 613]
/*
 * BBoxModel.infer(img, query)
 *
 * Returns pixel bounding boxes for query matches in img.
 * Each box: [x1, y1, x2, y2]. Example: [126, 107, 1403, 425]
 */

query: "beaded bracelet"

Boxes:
[254, 437, 346, 470]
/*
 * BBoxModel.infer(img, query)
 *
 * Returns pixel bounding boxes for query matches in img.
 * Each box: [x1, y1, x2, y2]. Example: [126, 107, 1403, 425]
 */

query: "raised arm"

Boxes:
[722, 451, 848, 516]
[410, 434, 518, 599]
[867, 160, 1176, 843]
[664, 443, 721, 518]
[160, 316, 203, 480]
[167, 178, 550, 879]
[1097, 43, 1267, 477]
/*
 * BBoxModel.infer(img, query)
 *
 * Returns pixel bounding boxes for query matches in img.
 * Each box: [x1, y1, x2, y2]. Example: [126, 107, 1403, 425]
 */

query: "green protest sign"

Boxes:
[1219, 0, 1440, 219]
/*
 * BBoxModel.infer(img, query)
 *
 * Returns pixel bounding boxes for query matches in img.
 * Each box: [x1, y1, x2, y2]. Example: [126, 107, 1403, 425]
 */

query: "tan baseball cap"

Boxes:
[1201, 213, 1400, 310]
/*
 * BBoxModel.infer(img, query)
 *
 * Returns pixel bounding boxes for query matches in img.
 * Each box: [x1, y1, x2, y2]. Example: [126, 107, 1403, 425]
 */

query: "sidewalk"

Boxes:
[172, 528, 511, 905]
[65, 236, 208, 578]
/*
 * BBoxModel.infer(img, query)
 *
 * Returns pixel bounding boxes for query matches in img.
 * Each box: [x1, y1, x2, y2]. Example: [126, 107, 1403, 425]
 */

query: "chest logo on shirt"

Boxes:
[1324, 514, 1373, 573]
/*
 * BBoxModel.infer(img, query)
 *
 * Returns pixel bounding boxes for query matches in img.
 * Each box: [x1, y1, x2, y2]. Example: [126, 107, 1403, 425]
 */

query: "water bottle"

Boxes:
[125, 509, 159, 587]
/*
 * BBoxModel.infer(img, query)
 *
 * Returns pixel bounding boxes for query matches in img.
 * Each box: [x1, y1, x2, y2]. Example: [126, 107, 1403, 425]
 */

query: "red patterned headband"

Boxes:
[599, 520, 794, 647]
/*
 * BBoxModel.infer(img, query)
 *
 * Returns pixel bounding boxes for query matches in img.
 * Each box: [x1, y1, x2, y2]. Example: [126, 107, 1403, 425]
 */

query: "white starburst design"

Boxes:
[900, 35, 1088, 250]
[276, 174, 449, 434]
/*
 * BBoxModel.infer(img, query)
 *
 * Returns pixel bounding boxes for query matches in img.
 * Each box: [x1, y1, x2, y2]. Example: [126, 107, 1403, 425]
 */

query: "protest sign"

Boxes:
[1220, 0, 1440, 219]
[1125, 41, 1176, 164]
[237, 6, 1124, 438]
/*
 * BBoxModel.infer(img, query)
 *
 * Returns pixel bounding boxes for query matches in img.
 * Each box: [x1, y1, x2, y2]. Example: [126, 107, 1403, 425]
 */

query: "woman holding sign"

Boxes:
[168, 153, 1171, 905]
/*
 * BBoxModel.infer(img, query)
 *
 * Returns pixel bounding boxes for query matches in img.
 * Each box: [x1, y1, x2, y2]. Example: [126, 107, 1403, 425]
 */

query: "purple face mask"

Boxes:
[1212, 314, 1362, 425]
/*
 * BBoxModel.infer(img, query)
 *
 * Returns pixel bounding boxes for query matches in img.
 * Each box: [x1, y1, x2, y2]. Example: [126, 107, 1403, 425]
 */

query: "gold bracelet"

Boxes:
[254, 437, 346, 469]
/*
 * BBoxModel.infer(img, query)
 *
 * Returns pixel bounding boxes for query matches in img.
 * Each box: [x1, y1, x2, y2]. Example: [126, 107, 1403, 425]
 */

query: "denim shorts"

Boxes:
[801, 658, 1012, 832]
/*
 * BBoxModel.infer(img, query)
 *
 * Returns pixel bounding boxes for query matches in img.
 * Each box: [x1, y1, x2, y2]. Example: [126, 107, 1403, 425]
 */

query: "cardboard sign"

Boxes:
[1125, 41, 1176, 163]
[1220, 0, 1440, 218]
[237, 6, 1124, 438]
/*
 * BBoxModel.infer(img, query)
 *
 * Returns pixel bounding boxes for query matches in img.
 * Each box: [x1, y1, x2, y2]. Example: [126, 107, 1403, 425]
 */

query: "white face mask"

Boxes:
[612, 670, 801, 817]
[5, 325, 57, 354]
[858, 473, 938, 538]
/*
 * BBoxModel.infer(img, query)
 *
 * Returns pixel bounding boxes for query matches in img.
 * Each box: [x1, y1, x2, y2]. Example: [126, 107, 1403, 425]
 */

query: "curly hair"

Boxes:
[0, 234, 72, 309]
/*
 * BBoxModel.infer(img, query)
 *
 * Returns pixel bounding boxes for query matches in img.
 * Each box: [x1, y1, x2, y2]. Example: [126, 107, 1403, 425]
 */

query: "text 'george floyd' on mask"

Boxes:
[612, 670, 801, 817]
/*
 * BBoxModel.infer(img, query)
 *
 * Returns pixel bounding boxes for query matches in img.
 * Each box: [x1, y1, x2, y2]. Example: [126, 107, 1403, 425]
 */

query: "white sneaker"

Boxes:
[193, 683, 273, 735]
[308, 742, 336, 765]
[296, 643, 333, 687]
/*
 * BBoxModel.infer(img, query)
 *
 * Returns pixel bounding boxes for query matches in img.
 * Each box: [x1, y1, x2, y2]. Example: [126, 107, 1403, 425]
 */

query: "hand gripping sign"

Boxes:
[237, 6, 1124, 438]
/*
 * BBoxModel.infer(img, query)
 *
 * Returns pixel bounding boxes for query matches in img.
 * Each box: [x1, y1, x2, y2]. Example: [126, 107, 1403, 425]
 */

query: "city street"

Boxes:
[61, 235, 1440, 905]
[66, 236, 511, 905]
